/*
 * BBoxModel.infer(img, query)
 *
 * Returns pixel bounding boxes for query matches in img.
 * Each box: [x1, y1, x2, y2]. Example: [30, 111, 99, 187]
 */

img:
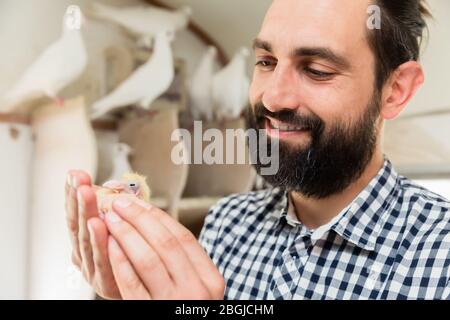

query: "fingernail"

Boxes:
[114, 197, 132, 209]
[67, 174, 72, 187]
[106, 210, 121, 223]
[77, 190, 84, 212]
[72, 176, 78, 189]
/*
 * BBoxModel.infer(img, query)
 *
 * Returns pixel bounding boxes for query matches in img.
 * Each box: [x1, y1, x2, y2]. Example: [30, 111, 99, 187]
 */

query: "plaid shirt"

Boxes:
[199, 159, 450, 299]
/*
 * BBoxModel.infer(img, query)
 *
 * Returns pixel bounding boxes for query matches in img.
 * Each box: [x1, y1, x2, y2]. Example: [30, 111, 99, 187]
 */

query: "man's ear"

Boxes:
[380, 61, 425, 120]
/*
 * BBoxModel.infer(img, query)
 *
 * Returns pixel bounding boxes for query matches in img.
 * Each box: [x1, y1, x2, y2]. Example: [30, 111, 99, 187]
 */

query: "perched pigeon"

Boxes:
[188, 46, 218, 121]
[95, 172, 151, 216]
[212, 47, 250, 121]
[0, 5, 87, 113]
[90, 30, 175, 119]
[107, 142, 133, 182]
[88, 2, 192, 47]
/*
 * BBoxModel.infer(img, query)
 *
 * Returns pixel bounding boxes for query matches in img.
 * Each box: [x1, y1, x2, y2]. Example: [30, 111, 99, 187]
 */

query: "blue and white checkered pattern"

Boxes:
[199, 159, 450, 299]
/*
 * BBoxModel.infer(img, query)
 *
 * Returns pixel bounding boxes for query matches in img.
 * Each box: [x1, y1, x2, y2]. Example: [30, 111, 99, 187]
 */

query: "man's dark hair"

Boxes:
[368, 0, 432, 91]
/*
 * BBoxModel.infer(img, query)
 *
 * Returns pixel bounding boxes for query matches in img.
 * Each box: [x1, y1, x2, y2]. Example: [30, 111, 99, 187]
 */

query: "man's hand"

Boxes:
[65, 171, 225, 300]
[104, 197, 225, 299]
[65, 171, 121, 299]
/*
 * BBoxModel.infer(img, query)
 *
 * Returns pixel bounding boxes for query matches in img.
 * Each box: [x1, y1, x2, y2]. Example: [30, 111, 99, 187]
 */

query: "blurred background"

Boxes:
[0, 0, 448, 300]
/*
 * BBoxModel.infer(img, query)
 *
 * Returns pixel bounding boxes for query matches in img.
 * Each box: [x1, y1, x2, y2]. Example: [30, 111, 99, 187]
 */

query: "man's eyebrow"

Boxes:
[253, 38, 350, 70]
[253, 38, 273, 53]
[294, 47, 351, 70]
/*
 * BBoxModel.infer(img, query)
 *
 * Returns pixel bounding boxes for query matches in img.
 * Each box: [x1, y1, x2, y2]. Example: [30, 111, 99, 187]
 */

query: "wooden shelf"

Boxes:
[0, 113, 31, 125]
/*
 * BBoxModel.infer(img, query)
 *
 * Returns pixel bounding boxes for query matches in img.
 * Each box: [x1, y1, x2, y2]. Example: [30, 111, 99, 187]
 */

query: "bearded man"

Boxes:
[66, 0, 449, 300]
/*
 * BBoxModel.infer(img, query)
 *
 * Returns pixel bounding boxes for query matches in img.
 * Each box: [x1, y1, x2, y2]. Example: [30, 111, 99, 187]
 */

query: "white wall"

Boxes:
[0, 124, 32, 299]
[383, 0, 450, 173]
[164, 0, 272, 74]
[406, 0, 450, 116]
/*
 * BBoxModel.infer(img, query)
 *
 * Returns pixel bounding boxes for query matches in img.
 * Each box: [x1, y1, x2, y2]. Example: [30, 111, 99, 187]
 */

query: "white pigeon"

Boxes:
[0, 5, 87, 113]
[212, 47, 250, 121]
[90, 30, 175, 119]
[88, 2, 192, 46]
[107, 142, 134, 182]
[188, 46, 218, 121]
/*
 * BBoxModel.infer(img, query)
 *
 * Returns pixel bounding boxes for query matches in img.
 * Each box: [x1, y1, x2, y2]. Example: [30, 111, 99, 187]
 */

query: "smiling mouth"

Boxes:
[265, 117, 311, 133]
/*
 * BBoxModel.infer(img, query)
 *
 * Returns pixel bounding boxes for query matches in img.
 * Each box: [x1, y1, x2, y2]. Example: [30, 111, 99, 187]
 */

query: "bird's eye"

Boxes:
[128, 181, 139, 189]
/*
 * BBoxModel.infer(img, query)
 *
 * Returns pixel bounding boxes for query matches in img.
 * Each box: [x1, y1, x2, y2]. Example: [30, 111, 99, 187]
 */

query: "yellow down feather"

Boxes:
[122, 172, 151, 203]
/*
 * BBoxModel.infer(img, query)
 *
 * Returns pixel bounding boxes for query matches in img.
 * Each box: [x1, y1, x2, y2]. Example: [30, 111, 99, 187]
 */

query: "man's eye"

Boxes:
[305, 67, 335, 79]
[255, 60, 275, 68]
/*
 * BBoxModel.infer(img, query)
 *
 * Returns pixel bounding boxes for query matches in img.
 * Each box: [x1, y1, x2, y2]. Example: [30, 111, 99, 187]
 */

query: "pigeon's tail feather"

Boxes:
[90, 91, 134, 119]
[90, 108, 108, 120]
[90, 98, 115, 120]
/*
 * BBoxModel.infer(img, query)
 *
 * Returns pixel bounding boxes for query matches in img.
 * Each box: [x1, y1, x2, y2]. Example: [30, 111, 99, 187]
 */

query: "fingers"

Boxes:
[120, 198, 225, 298]
[68, 170, 92, 189]
[77, 185, 98, 282]
[157, 215, 225, 298]
[65, 170, 92, 269]
[87, 217, 121, 299]
[110, 199, 211, 298]
[108, 236, 151, 300]
[104, 210, 175, 298]
[66, 175, 81, 267]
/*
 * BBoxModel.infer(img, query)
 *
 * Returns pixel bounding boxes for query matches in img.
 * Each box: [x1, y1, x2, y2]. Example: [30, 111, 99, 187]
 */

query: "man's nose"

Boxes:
[262, 64, 302, 113]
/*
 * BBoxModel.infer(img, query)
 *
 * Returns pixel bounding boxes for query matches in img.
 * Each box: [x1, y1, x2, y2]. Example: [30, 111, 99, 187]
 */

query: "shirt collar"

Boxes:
[332, 157, 399, 251]
[272, 157, 400, 251]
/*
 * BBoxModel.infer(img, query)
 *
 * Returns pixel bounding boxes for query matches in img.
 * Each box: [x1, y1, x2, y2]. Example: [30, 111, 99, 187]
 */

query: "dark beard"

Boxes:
[245, 95, 380, 199]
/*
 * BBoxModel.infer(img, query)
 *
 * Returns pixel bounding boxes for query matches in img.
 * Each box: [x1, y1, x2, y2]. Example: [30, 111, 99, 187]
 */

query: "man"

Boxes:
[66, 0, 449, 299]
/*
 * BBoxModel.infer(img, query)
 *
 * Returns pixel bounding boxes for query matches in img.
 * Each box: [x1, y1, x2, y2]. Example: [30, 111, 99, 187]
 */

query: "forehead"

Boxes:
[259, 0, 372, 56]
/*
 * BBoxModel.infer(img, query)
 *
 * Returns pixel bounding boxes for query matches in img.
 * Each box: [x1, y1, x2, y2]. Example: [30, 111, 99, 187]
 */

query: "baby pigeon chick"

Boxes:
[95, 172, 151, 216]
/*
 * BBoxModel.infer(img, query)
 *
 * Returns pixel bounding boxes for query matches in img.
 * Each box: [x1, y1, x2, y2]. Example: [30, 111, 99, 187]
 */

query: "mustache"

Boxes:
[252, 102, 325, 131]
